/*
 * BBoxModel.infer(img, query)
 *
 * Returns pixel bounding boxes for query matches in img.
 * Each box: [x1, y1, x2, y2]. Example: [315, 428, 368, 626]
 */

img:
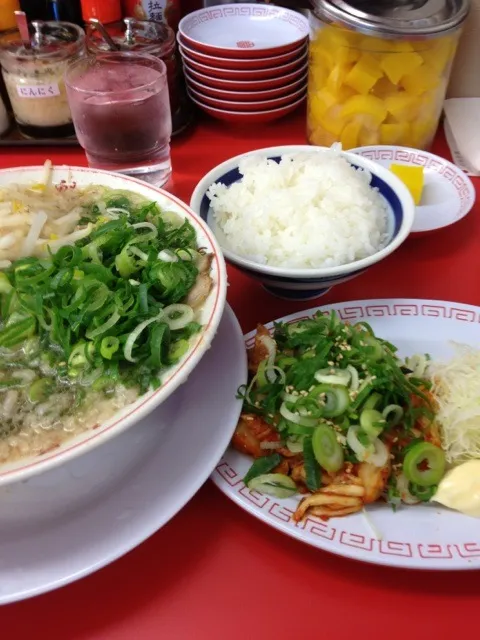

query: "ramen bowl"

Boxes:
[0, 165, 227, 486]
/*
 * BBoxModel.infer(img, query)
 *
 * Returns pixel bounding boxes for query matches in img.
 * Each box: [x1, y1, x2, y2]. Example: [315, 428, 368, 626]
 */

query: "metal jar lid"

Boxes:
[86, 18, 175, 57]
[0, 21, 85, 61]
[312, 0, 471, 38]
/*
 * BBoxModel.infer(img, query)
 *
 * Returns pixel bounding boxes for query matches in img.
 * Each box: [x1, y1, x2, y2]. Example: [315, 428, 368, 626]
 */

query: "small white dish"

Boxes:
[0, 305, 246, 604]
[178, 3, 309, 58]
[350, 145, 476, 234]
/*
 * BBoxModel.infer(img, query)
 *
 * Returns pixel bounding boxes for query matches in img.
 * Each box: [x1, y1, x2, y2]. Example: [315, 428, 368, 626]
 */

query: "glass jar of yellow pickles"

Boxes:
[307, 0, 470, 150]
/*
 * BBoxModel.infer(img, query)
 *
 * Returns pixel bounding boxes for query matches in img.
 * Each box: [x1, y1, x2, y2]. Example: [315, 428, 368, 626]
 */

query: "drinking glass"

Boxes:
[65, 51, 172, 187]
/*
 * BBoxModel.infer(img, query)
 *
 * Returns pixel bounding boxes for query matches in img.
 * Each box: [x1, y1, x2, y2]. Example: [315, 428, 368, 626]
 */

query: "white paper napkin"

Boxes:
[443, 98, 480, 176]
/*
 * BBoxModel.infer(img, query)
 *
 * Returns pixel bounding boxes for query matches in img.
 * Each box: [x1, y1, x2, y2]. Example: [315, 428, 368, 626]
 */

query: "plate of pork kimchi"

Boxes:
[212, 299, 480, 569]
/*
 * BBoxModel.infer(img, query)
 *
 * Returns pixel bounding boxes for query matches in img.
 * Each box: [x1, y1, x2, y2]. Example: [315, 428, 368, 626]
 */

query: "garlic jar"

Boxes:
[0, 22, 85, 139]
[307, 0, 470, 150]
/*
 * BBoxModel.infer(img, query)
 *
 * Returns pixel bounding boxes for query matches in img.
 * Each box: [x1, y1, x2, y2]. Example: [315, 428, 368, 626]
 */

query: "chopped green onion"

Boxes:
[312, 424, 344, 473]
[360, 408, 385, 439]
[247, 473, 297, 499]
[347, 425, 374, 462]
[100, 336, 120, 360]
[403, 442, 446, 487]
[303, 436, 321, 491]
[279, 401, 318, 427]
[382, 404, 403, 425]
[243, 453, 282, 486]
[363, 392, 382, 411]
[314, 367, 350, 386]
[0, 273, 12, 294]
[86, 309, 120, 340]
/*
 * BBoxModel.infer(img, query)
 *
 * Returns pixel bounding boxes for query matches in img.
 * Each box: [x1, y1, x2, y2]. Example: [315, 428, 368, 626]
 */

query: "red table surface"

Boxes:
[1, 112, 480, 638]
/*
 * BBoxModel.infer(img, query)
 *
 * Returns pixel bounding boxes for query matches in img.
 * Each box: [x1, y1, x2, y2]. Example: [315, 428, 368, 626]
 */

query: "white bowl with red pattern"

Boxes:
[183, 61, 308, 91]
[187, 84, 306, 111]
[184, 69, 307, 101]
[178, 3, 309, 59]
[188, 92, 306, 124]
[182, 51, 308, 81]
[177, 37, 306, 70]
[0, 166, 227, 487]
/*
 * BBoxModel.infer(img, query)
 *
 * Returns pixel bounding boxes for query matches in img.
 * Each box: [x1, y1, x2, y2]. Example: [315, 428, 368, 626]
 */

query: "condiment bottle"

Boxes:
[307, 0, 470, 150]
[0, 21, 85, 139]
[80, 0, 122, 24]
[0, 92, 10, 135]
[86, 17, 192, 135]
[121, 0, 181, 32]
[0, 0, 20, 32]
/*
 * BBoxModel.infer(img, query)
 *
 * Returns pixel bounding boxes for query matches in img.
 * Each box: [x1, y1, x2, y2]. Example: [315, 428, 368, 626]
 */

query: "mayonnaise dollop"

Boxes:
[431, 460, 480, 517]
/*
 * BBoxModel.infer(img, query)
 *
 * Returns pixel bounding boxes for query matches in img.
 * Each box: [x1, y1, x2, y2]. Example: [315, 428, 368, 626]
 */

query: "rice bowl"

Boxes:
[190, 145, 415, 300]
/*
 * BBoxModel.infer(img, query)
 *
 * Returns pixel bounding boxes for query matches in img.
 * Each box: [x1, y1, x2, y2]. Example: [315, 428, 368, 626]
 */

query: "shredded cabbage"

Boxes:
[430, 343, 480, 463]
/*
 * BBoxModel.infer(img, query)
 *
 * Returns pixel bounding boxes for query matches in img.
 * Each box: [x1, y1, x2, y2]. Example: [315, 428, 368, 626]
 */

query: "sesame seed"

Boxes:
[327, 361, 334, 366]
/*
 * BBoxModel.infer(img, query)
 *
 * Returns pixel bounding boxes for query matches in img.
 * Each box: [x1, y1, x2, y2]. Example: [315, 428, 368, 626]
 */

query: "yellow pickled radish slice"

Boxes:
[421, 35, 457, 74]
[309, 45, 335, 73]
[337, 46, 360, 65]
[374, 77, 398, 99]
[344, 53, 383, 94]
[410, 117, 438, 148]
[401, 65, 439, 96]
[341, 94, 387, 127]
[385, 93, 419, 121]
[316, 25, 361, 49]
[359, 127, 380, 146]
[326, 64, 351, 93]
[309, 65, 329, 91]
[319, 106, 346, 136]
[309, 126, 338, 147]
[340, 120, 362, 149]
[308, 89, 337, 121]
[380, 51, 423, 85]
[380, 123, 410, 145]
[390, 164, 424, 204]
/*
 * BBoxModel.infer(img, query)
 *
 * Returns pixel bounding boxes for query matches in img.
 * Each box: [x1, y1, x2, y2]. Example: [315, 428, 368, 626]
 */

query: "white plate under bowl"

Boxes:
[350, 145, 476, 234]
[212, 299, 480, 570]
[0, 305, 246, 604]
[0, 166, 227, 487]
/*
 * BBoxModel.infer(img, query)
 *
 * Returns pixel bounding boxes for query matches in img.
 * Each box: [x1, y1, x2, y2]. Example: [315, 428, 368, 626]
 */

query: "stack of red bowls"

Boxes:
[177, 3, 309, 124]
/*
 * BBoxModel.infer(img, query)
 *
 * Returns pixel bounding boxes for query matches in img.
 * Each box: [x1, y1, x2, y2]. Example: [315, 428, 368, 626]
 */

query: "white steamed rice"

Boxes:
[207, 150, 390, 269]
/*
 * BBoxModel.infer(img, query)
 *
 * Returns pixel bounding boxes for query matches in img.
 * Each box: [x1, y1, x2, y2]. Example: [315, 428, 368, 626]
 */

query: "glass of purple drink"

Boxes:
[65, 51, 172, 187]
